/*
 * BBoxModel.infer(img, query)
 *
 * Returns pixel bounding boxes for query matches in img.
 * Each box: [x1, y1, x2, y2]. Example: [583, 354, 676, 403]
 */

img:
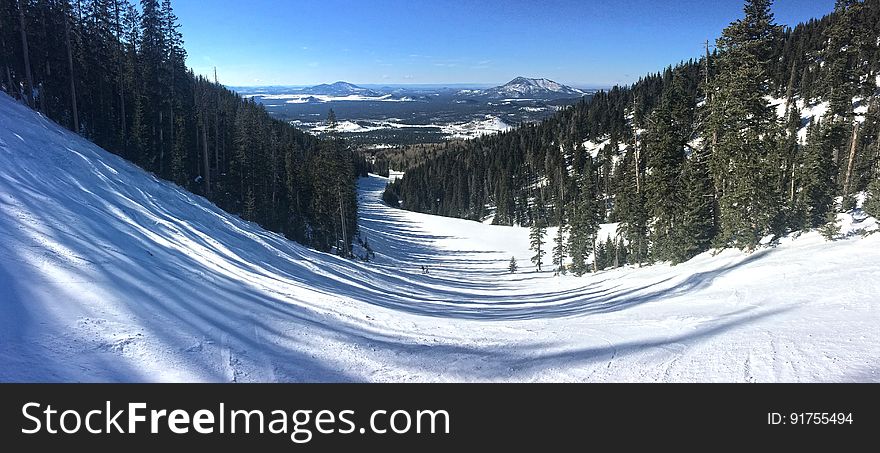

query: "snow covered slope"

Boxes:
[1, 93, 879, 382]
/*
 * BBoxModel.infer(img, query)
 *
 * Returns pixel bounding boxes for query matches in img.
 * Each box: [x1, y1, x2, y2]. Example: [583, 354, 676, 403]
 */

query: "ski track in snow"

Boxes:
[1, 93, 879, 382]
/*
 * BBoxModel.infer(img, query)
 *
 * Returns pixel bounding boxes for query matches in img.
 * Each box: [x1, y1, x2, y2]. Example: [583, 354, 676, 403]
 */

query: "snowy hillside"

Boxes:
[1, 93, 879, 382]
[440, 115, 512, 139]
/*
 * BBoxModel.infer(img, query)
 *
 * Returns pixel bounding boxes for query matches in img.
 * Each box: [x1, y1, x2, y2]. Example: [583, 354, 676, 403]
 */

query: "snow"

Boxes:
[295, 119, 444, 135]
[481, 77, 585, 99]
[582, 137, 627, 161]
[388, 169, 405, 182]
[597, 222, 621, 243]
[766, 95, 854, 144]
[365, 144, 395, 150]
[686, 136, 704, 154]
[257, 93, 412, 103]
[311, 120, 382, 133]
[583, 138, 610, 158]
[440, 115, 512, 139]
[291, 116, 512, 140]
[797, 100, 830, 143]
[853, 98, 868, 123]
[2, 93, 880, 382]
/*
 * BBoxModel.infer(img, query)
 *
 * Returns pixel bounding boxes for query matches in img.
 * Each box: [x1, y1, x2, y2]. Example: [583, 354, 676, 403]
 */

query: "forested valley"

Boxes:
[384, 0, 880, 273]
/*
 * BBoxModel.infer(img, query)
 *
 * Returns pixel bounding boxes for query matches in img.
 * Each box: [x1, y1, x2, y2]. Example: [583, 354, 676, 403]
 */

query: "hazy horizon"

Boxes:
[226, 79, 611, 90]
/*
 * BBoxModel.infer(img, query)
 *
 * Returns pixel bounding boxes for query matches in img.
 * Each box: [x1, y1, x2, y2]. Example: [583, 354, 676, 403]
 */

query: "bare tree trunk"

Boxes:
[705, 39, 724, 238]
[634, 140, 643, 266]
[875, 128, 880, 181]
[214, 68, 220, 171]
[167, 30, 176, 176]
[18, 0, 35, 108]
[169, 102, 174, 164]
[843, 122, 860, 196]
[704, 40, 710, 85]
[339, 191, 346, 256]
[615, 239, 621, 268]
[202, 117, 211, 196]
[37, 3, 47, 113]
[114, 1, 125, 145]
[4, 65, 12, 95]
[158, 110, 164, 174]
[634, 142, 641, 194]
[169, 77, 174, 173]
[0, 10, 8, 93]
[592, 235, 598, 273]
[711, 129, 721, 236]
[271, 142, 277, 213]
[63, 12, 79, 133]
[194, 83, 199, 177]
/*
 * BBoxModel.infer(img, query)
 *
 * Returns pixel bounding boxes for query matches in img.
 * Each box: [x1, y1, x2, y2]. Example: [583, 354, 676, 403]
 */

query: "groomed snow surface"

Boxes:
[1, 93, 879, 382]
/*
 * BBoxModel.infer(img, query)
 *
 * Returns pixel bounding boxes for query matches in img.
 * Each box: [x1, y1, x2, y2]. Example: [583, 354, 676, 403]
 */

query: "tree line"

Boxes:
[1, 0, 366, 255]
[385, 0, 880, 274]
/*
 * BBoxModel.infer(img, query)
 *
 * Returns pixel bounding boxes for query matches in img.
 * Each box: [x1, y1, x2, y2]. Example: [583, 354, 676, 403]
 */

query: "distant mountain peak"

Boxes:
[300, 81, 380, 96]
[479, 77, 585, 99]
[329, 81, 360, 88]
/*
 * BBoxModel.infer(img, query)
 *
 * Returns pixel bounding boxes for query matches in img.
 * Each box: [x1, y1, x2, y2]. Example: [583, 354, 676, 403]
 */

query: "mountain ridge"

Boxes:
[299, 81, 382, 97]
[477, 76, 586, 99]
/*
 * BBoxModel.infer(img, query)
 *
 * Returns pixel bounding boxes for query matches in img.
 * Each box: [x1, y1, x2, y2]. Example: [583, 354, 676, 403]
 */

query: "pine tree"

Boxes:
[529, 200, 547, 271]
[617, 237, 629, 266]
[17, 0, 35, 108]
[326, 108, 337, 129]
[162, 0, 184, 180]
[508, 256, 518, 274]
[139, 0, 165, 172]
[824, 0, 858, 121]
[865, 176, 880, 218]
[605, 236, 618, 268]
[121, 2, 143, 159]
[675, 150, 716, 263]
[568, 167, 601, 276]
[645, 68, 692, 262]
[706, 0, 783, 249]
[552, 222, 567, 275]
[594, 238, 607, 271]
[62, 0, 80, 133]
[170, 113, 187, 186]
[615, 144, 648, 264]
[551, 180, 568, 275]
[820, 211, 841, 240]
[798, 119, 836, 228]
[778, 97, 803, 229]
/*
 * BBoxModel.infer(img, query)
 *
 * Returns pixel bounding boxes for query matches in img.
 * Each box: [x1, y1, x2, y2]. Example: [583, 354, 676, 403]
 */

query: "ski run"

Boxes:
[1, 93, 879, 382]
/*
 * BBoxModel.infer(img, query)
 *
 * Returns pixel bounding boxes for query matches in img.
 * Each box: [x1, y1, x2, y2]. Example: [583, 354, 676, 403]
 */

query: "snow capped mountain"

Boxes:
[299, 81, 382, 97]
[479, 77, 585, 99]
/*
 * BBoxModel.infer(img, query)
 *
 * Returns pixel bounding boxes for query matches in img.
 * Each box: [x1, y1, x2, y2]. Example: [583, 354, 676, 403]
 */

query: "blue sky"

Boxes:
[174, 0, 835, 87]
